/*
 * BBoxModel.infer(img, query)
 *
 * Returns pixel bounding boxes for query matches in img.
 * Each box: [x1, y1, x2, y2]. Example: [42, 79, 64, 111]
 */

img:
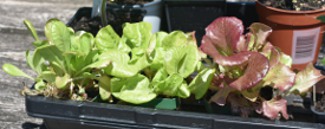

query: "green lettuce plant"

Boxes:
[94, 21, 214, 104]
[200, 17, 325, 120]
[2, 19, 213, 104]
[3, 19, 102, 100]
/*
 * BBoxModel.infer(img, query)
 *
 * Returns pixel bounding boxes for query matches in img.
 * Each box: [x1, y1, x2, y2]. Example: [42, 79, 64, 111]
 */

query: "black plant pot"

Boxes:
[68, 6, 146, 36]
[68, 0, 163, 36]
[225, 1, 259, 30]
[163, 0, 226, 46]
[312, 55, 325, 123]
[311, 106, 325, 123]
[310, 92, 325, 124]
[26, 95, 325, 129]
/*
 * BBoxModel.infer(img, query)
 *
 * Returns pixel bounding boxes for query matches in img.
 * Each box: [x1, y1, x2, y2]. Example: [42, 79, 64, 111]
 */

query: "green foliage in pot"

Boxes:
[200, 17, 325, 120]
[2, 19, 213, 105]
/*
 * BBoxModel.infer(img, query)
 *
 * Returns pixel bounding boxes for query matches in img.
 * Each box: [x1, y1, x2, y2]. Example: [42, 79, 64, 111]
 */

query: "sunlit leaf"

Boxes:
[40, 71, 56, 83]
[164, 45, 199, 78]
[201, 17, 244, 55]
[189, 68, 215, 99]
[161, 31, 188, 50]
[55, 74, 70, 89]
[24, 19, 40, 41]
[2, 63, 34, 80]
[111, 74, 156, 104]
[100, 50, 149, 78]
[249, 23, 272, 50]
[98, 76, 112, 101]
[123, 22, 152, 49]
[34, 80, 46, 90]
[229, 52, 269, 91]
[263, 63, 295, 91]
[289, 63, 325, 94]
[45, 19, 72, 52]
[261, 98, 289, 120]
[95, 25, 128, 52]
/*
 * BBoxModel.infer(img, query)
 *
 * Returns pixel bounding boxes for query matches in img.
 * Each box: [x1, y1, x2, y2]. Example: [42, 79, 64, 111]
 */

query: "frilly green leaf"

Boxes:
[111, 74, 156, 104]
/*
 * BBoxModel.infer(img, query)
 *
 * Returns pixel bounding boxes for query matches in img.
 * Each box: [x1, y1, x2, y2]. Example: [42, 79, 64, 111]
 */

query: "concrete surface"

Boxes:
[0, 0, 91, 129]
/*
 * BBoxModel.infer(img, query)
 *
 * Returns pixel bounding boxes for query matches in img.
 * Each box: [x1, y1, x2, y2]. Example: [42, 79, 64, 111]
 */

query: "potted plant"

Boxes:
[69, 0, 162, 36]
[256, 0, 325, 70]
[3, 16, 325, 128]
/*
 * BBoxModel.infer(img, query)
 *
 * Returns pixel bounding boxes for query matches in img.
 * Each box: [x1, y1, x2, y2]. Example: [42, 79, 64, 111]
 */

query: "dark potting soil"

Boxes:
[106, 8, 146, 35]
[259, 0, 325, 11]
[69, 7, 145, 36]
[70, 16, 102, 36]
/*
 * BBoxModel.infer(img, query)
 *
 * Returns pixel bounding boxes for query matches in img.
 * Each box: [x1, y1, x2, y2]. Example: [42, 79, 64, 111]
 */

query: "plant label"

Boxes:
[292, 27, 320, 64]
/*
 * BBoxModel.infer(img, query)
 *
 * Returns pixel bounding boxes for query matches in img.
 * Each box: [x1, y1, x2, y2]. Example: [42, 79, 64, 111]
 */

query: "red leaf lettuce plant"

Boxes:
[200, 17, 325, 120]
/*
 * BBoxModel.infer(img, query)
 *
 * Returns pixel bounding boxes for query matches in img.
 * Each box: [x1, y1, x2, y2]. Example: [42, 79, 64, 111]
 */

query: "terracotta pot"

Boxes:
[256, 1, 325, 70]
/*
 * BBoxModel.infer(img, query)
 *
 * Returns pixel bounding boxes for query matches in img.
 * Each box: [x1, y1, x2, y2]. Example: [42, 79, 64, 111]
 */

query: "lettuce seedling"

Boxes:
[94, 22, 214, 104]
[200, 17, 325, 120]
[3, 19, 107, 101]
[3, 18, 214, 105]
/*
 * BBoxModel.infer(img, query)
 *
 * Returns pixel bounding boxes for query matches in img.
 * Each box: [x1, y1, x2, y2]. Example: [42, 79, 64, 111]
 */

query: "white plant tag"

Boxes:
[292, 27, 320, 64]
[143, 16, 161, 33]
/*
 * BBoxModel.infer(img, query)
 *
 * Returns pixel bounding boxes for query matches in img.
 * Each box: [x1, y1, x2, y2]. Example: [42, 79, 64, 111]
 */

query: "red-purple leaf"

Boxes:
[290, 63, 325, 94]
[210, 73, 225, 89]
[214, 51, 252, 66]
[209, 86, 234, 106]
[262, 98, 289, 120]
[202, 17, 244, 55]
[201, 37, 252, 66]
[229, 52, 269, 91]
[236, 35, 248, 52]
[200, 36, 220, 61]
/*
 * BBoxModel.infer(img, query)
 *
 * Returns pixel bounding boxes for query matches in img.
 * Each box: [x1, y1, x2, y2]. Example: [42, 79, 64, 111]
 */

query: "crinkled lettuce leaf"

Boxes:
[111, 74, 157, 104]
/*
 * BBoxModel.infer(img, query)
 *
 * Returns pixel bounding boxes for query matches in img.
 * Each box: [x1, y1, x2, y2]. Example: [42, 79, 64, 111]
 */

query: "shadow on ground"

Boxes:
[22, 122, 46, 129]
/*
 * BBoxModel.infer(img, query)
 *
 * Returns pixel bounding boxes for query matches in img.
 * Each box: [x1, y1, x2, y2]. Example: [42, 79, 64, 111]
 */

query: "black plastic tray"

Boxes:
[225, 1, 259, 30]
[26, 95, 325, 129]
[163, 0, 225, 45]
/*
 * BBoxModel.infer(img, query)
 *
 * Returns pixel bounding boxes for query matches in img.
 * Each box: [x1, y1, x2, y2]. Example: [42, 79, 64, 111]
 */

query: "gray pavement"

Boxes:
[0, 0, 91, 128]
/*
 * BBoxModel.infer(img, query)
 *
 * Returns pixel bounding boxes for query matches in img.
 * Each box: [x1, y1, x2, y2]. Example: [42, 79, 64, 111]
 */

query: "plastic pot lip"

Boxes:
[311, 106, 325, 115]
[108, 0, 161, 8]
[256, 1, 325, 14]
[226, 0, 255, 4]
[143, 0, 161, 7]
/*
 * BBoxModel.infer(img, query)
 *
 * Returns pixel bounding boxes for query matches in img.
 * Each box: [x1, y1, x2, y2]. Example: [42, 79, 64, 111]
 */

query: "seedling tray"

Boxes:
[26, 95, 325, 129]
